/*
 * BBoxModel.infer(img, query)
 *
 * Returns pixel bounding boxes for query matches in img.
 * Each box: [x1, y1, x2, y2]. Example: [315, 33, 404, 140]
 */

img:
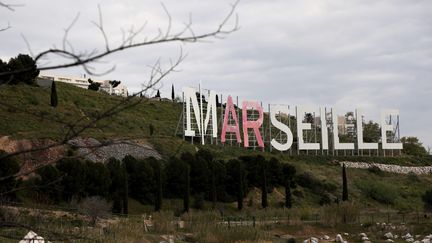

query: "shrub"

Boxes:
[422, 190, 432, 211]
[321, 201, 360, 225]
[367, 165, 384, 175]
[193, 194, 205, 210]
[76, 196, 112, 226]
[357, 180, 398, 205]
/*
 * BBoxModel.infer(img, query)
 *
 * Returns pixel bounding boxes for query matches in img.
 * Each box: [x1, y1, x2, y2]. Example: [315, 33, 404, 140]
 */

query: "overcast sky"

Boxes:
[1, 0, 431, 150]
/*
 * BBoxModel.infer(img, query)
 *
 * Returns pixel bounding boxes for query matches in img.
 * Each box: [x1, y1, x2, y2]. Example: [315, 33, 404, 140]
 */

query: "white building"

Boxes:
[38, 74, 128, 97]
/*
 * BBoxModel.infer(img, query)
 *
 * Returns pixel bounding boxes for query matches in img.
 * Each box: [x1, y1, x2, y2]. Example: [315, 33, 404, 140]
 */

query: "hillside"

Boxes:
[0, 82, 182, 140]
[1, 83, 432, 214]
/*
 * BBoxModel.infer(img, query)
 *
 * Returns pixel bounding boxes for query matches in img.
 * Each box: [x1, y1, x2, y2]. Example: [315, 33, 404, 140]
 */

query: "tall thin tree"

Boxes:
[183, 164, 190, 213]
[171, 84, 175, 101]
[122, 163, 129, 215]
[50, 81, 58, 107]
[342, 163, 348, 201]
[154, 162, 163, 212]
[237, 161, 244, 211]
[261, 160, 268, 208]
[210, 161, 217, 209]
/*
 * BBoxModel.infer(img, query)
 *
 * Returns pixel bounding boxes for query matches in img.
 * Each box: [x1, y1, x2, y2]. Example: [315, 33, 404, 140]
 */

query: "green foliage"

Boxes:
[87, 78, 101, 91]
[357, 180, 399, 205]
[106, 158, 128, 214]
[342, 164, 348, 201]
[35, 165, 62, 203]
[0, 59, 9, 84]
[422, 190, 432, 211]
[402, 136, 428, 156]
[123, 155, 155, 204]
[0, 151, 21, 201]
[226, 159, 247, 210]
[363, 121, 380, 142]
[108, 80, 121, 88]
[3, 54, 39, 85]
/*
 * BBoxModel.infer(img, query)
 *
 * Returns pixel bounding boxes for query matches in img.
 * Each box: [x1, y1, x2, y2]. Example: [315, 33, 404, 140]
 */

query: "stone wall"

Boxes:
[341, 161, 432, 175]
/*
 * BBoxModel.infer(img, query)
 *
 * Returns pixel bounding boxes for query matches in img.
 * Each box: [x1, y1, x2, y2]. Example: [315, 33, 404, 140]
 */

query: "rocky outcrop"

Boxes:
[68, 137, 161, 162]
[0, 136, 161, 178]
[341, 161, 432, 175]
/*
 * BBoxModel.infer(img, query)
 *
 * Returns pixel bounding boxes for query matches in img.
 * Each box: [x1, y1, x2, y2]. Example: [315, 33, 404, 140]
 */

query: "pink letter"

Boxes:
[221, 95, 242, 144]
[242, 101, 264, 148]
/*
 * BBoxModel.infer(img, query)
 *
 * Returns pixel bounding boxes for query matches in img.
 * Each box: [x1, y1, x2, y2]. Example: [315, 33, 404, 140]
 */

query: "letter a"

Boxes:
[221, 95, 242, 144]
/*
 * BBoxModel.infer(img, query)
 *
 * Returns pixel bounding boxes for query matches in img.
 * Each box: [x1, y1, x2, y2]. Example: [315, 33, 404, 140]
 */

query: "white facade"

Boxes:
[39, 74, 128, 97]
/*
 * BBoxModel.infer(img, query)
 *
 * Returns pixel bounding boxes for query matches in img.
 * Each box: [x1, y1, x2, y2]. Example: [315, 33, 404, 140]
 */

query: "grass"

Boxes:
[0, 82, 182, 140]
[2, 83, 432, 241]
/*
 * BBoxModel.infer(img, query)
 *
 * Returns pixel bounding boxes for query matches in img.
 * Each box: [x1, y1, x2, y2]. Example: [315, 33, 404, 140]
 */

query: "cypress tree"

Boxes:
[122, 164, 129, 215]
[342, 163, 348, 201]
[156, 90, 161, 98]
[237, 161, 244, 211]
[183, 164, 190, 213]
[282, 164, 296, 208]
[171, 84, 175, 101]
[210, 162, 217, 209]
[216, 94, 220, 107]
[285, 180, 292, 208]
[154, 162, 163, 211]
[261, 161, 268, 208]
[50, 81, 58, 107]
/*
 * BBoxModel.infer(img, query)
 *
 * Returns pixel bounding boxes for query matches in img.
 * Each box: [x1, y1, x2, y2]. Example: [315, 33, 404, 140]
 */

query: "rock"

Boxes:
[303, 237, 319, 243]
[414, 241, 421, 243]
[406, 238, 414, 243]
[364, 241, 372, 243]
[426, 235, 432, 240]
[336, 234, 344, 243]
[395, 235, 399, 239]
[343, 233, 349, 236]
[404, 234, 413, 239]
[280, 234, 295, 239]
[359, 233, 367, 238]
[323, 235, 330, 240]
[362, 236, 370, 241]
[421, 239, 431, 243]
[385, 232, 394, 239]
[385, 240, 394, 243]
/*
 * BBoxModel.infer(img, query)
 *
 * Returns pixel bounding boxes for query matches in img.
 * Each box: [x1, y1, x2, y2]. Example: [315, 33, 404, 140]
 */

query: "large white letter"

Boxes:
[204, 90, 218, 138]
[182, 87, 218, 139]
[270, 105, 293, 151]
[183, 87, 201, 137]
[356, 109, 378, 150]
[296, 106, 320, 150]
[332, 108, 354, 150]
[319, 107, 329, 150]
[381, 109, 403, 150]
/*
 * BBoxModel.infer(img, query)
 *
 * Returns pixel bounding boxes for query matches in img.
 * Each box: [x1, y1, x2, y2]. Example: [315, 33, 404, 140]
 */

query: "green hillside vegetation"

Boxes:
[1, 82, 432, 214]
[0, 82, 181, 139]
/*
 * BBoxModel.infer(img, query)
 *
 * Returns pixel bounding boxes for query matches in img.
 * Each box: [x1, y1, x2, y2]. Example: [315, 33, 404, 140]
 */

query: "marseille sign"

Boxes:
[182, 86, 402, 152]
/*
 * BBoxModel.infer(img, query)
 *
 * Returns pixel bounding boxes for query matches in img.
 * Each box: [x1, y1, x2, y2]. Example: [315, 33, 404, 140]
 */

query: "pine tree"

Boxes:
[50, 81, 58, 107]
[122, 163, 129, 215]
[171, 84, 175, 101]
[342, 163, 348, 201]
[282, 163, 296, 208]
[183, 164, 190, 213]
[237, 161, 244, 211]
[210, 162, 217, 209]
[154, 162, 163, 212]
[261, 161, 268, 208]
[285, 180, 292, 208]
[155, 90, 161, 98]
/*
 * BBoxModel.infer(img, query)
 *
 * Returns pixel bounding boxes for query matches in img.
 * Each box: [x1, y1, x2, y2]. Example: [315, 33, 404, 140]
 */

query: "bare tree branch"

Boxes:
[0, 0, 239, 77]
